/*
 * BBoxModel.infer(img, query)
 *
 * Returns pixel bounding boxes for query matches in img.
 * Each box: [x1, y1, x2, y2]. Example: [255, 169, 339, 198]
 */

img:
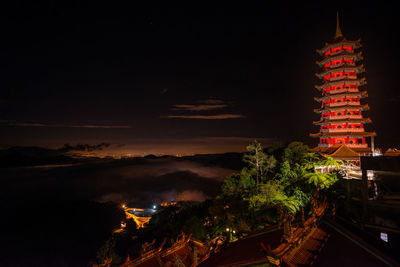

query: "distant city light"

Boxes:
[153, 205, 156, 209]
[226, 228, 229, 232]
[380, 232, 388, 242]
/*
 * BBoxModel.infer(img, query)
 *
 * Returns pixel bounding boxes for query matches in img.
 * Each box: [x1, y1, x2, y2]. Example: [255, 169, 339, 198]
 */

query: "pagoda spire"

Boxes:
[335, 12, 344, 39]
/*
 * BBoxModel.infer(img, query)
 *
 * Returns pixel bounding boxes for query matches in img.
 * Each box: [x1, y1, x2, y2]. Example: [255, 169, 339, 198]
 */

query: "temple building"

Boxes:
[310, 13, 376, 159]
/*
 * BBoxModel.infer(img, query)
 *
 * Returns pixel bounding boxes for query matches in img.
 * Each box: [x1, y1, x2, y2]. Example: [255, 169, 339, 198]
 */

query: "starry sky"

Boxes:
[1, 2, 399, 155]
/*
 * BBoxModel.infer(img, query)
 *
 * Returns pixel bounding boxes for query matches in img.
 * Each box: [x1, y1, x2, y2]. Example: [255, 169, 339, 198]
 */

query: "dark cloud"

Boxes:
[172, 104, 228, 111]
[161, 114, 246, 120]
[163, 98, 243, 119]
[160, 88, 168, 94]
[200, 99, 226, 104]
[59, 143, 110, 152]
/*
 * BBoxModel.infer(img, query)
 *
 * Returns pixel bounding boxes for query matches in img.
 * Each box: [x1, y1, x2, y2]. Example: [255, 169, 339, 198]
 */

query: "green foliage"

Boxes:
[247, 181, 305, 214]
[275, 160, 298, 186]
[221, 169, 255, 197]
[303, 171, 338, 189]
[248, 181, 285, 209]
[302, 156, 341, 190]
[283, 142, 311, 166]
[182, 216, 207, 240]
[243, 140, 277, 187]
[320, 156, 343, 169]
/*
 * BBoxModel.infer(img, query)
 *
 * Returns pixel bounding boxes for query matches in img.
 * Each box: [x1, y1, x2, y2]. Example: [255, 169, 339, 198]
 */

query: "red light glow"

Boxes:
[324, 46, 353, 56]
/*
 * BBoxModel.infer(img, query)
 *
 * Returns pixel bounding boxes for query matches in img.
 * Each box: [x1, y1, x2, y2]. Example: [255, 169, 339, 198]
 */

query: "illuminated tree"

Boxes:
[320, 156, 343, 169]
[248, 181, 302, 214]
[303, 171, 338, 190]
[243, 140, 277, 188]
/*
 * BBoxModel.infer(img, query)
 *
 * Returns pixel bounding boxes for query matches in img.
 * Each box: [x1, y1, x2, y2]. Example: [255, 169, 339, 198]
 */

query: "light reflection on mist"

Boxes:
[43, 137, 276, 158]
[91, 159, 234, 206]
[111, 160, 233, 181]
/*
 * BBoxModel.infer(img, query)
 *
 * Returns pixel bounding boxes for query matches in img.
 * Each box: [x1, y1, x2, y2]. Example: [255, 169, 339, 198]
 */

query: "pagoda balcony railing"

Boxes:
[318, 143, 367, 148]
[321, 128, 364, 133]
[328, 50, 353, 57]
[323, 88, 359, 96]
[326, 88, 359, 94]
[328, 75, 357, 82]
[326, 115, 362, 120]
[324, 101, 360, 108]
[325, 62, 355, 70]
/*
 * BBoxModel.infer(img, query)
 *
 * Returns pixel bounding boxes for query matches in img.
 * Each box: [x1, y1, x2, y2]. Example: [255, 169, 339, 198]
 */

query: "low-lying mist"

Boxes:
[0, 156, 237, 265]
[90, 159, 233, 206]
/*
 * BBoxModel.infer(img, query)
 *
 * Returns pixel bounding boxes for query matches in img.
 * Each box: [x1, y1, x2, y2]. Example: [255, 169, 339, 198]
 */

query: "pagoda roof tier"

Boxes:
[315, 78, 366, 90]
[316, 65, 365, 79]
[314, 104, 370, 113]
[314, 91, 368, 102]
[316, 52, 363, 67]
[328, 145, 361, 159]
[312, 117, 372, 125]
[309, 131, 376, 138]
[309, 145, 372, 159]
[317, 39, 361, 56]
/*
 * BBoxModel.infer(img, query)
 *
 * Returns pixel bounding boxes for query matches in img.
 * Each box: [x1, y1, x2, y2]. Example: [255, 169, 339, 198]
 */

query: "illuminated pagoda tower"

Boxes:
[310, 13, 376, 156]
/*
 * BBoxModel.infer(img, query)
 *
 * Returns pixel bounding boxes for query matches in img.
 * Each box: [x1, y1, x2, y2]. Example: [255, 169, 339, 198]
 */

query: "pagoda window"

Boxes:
[337, 112, 342, 115]
[358, 138, 363, 144]
[347, 112, 351, 115]
[349, 140, 354, 144]
[338, 140, 343, 144]
[338, 125, 342, 129]
[348, 125, 352, 128]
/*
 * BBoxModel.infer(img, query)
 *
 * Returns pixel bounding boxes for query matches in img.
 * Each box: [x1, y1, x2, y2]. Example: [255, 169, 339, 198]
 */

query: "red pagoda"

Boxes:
[310, 13, 376, 155]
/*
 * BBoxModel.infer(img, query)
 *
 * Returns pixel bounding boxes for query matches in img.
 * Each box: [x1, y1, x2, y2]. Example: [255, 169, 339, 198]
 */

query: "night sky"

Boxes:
[1, 2, 399, 155]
